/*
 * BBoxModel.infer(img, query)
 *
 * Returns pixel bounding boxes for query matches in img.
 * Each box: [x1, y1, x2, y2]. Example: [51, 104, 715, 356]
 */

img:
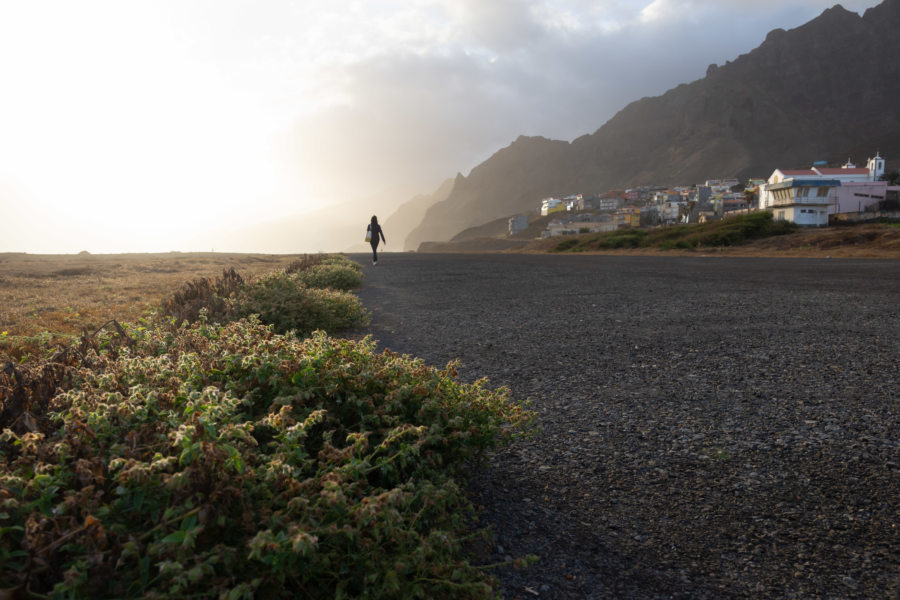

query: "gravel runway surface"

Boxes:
[348, 253, 900, 599]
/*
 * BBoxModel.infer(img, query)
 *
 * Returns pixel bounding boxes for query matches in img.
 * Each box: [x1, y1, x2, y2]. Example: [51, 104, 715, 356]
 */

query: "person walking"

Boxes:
[367, 215, 386, 265]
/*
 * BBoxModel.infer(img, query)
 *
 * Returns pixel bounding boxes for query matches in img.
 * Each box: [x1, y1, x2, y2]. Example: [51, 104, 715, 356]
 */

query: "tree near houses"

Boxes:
[879, 170, 900, 185]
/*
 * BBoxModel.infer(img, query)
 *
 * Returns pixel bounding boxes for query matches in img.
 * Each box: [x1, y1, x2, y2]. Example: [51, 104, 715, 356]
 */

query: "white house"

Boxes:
[541, 197, 565, 216]
[660, 201, 686, 224]
[759, 153, 887, 217]
[767, 179, 841, 227]
[508, 214, 529, 235]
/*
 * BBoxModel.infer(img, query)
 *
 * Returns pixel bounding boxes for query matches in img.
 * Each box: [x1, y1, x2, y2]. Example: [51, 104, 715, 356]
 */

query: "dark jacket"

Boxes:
[369, 223, 386, 245]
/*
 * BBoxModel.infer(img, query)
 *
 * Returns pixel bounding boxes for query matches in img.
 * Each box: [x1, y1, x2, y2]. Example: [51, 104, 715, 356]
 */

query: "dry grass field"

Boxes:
[0, 252, 304, 358]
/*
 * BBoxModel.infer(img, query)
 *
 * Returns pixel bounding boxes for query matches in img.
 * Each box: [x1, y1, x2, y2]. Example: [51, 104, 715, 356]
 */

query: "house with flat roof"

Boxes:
[767, 179, 841, 227]
[758, 153, 887, 218]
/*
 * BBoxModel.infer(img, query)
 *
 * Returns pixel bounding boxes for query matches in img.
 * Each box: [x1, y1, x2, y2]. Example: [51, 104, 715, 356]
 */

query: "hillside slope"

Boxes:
[404, 0, 900, 248]
[385, 178, 455, 251]
[403, 137, 571, 250]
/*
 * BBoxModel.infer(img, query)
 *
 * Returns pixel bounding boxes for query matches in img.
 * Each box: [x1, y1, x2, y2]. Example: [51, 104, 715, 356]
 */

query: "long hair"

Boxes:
[371, 215, 378, 225]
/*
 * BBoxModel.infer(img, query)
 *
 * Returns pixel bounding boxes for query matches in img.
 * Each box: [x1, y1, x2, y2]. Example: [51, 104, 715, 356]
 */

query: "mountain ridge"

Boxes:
[402, 0, 900, 250]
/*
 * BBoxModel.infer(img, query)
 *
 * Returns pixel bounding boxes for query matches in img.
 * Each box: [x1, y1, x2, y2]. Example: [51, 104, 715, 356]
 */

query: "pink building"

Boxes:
[830, 181, 900, 214]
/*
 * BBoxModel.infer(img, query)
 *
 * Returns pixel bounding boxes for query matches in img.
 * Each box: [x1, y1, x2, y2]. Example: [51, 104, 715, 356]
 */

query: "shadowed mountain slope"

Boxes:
[384, 178, 455, 252]
[404, 0, 900, 248]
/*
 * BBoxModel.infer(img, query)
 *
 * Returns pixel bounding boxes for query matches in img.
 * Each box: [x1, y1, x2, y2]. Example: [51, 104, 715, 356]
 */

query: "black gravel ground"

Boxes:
[348, 253, 900, 600]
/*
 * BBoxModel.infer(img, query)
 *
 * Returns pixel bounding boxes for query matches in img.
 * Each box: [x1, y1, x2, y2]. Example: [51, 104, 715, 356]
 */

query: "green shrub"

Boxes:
[0, 320, 534, 599]
[320, 254, 361, 269]
[293, 261, 363, 291]
[597, 229, 648, 249]
[233, 271, 369, 336]
[551, 239, 579, 252]
[657, 225, 689, 240]
[683, 212, 797, 247]
[159, 256, 366, 337]
[548, 213, 802, 253]
[767, 217, 799, 236]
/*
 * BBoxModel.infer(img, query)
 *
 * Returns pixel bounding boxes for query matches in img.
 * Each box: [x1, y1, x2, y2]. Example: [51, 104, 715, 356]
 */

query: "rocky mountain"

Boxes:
[384, 178, 455, 252]
[403, 0, 900, 249]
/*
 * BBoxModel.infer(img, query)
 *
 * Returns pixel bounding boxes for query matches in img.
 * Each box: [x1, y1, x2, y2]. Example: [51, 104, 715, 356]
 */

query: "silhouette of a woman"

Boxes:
[368, 215, 386, 265]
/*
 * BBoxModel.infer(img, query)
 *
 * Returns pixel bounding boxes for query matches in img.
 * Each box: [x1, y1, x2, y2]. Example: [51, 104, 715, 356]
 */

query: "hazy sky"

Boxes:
[0, 0, 879, 253]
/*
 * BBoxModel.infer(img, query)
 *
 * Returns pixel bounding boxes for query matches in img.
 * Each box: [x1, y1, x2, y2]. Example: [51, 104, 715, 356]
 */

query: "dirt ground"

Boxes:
[730, 223, 900, 257]
[0, 252, 304, 356]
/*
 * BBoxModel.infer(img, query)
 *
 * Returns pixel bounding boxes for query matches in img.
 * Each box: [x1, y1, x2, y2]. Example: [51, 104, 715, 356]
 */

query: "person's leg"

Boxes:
[371, 241, 378, 263]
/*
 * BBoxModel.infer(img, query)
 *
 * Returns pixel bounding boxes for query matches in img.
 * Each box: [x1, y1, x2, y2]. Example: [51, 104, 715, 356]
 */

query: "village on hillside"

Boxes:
[517, 153, 900, 239]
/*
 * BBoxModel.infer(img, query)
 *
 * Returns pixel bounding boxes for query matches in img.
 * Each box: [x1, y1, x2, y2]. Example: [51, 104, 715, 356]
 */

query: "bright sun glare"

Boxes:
[0, 2, 310, 253]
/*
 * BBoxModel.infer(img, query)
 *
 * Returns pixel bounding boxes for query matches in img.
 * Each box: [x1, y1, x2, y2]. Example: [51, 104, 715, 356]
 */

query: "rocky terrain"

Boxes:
[352, 253, 900, 599]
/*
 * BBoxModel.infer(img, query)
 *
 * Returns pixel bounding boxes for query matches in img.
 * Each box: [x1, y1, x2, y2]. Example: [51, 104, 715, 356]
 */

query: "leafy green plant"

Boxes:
[292, 256, 364, 291]
[0, 319, 534, 599]
[677, 211, 796, 247]
[159, 256, 367, 337]
[597, 229, 648, 249]
[232, 271, 369, 335]
[550, 239, 579, 252]
[2, 255, 537, 598]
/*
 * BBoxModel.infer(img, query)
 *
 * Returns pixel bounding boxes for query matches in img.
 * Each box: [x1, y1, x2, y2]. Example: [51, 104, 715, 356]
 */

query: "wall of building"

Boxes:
[508, 215, 530, 235]
[833, 209, 900, 223]
[829, 182, 889, 214]
[774, 206, 827, 227]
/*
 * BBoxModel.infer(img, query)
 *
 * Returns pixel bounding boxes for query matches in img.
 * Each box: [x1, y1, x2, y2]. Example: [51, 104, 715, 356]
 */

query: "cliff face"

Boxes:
[383, 178, 455, 252]
[404, 0, 900, 248]
[403, 136, 570, 250]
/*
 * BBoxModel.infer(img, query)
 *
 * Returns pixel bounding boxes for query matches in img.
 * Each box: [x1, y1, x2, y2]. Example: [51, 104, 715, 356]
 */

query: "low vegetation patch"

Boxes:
[232, 271, 368, 336]
[290, 255, 364, 292]
[0, 253, 301, 362]
[161, 254, 368, 336]
[0, 254, 535, 598]
[550, 211, 797, 252]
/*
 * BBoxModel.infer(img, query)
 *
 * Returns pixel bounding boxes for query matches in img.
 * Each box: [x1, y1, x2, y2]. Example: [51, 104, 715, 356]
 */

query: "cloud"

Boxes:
[451, 0, 546, 51]
[280, 0, 882, 206]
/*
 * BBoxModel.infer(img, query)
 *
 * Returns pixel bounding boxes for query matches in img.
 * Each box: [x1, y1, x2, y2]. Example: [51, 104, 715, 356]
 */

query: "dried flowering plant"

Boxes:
[1, 316, 533, 599]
